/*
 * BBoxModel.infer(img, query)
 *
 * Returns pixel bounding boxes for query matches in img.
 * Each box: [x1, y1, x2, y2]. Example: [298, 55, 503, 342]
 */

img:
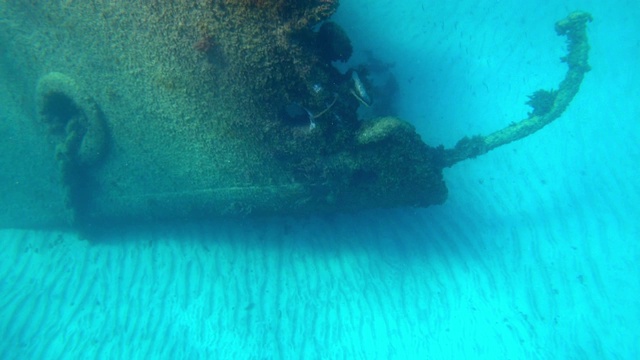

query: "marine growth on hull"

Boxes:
[0, 0, 591, 230]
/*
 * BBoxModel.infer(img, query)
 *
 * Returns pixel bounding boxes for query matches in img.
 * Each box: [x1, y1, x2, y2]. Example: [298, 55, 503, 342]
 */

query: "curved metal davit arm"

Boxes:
[442, 11, 593, 168]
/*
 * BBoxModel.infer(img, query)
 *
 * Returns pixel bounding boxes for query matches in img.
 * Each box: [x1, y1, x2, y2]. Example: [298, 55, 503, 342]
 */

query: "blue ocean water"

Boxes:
[1, 0, 639, 359]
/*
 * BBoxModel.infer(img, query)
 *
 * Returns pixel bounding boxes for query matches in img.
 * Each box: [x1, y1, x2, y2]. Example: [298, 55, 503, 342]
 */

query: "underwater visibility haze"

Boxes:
[0, 0, 638, 358]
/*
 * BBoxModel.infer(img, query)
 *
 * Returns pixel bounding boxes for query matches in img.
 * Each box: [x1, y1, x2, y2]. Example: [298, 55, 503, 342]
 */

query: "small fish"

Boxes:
[350, 71, 372, 107]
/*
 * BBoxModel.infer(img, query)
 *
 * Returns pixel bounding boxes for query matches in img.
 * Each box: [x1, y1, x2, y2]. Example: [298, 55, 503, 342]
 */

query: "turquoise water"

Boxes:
[1, 0, 639, 358]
